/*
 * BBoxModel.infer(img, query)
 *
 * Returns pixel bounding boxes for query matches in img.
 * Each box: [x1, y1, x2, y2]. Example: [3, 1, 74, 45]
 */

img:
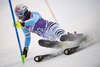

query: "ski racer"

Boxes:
[14, 4, 85, 58]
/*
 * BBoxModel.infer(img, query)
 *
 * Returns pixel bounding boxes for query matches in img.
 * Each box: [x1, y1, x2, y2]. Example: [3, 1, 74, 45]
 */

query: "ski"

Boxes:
[34, 34, 95, 62]
[34, 52, 63, 62]
[34, 46, 79, 62]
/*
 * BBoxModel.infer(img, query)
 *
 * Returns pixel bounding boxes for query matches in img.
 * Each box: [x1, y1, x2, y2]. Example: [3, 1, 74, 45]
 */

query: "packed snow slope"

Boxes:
[0, 0, 100, 67]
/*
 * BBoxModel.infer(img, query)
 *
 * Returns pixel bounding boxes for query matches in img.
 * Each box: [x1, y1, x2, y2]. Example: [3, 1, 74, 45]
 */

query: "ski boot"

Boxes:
[60, 31, 85, 41]
[60, 31, 87, 54]
[22, 47, 29, 58]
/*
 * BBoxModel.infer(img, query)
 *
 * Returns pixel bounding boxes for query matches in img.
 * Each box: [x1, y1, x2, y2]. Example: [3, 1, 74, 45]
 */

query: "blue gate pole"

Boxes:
[8, 0, 25, 64]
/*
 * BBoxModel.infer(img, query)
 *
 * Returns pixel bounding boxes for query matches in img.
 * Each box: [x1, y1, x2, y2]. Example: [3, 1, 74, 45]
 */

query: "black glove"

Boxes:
[20, 22, 25, 27]
[23, 47, 29, 58]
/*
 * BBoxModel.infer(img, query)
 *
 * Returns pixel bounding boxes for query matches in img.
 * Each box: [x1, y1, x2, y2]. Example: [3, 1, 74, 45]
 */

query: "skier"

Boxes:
[14, 4, 85, 58]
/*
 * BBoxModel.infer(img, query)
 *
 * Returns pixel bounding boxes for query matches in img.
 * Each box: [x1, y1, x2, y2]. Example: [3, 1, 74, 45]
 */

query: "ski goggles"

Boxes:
[15, 10, 25, 18]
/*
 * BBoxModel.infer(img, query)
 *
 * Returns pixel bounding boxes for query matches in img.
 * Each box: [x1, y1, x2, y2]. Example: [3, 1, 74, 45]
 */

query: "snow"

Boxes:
[0, 0, 100, 67]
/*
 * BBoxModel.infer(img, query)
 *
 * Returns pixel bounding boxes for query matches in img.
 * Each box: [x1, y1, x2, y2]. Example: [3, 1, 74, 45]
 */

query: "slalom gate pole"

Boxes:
[45, 0, 57, 22]
[8, 0, 25, 64]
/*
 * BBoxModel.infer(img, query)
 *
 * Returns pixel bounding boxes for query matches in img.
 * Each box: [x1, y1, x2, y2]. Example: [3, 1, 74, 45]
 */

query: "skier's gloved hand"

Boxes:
[22, 47, 29, 58]
[12, 21, 23, 28]
[20, 22, 25, 27]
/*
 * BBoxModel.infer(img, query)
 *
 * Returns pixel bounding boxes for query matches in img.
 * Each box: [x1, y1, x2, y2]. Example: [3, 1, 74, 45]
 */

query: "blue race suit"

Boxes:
[22, 12, 65, 47]
[22, 12, 48, 47]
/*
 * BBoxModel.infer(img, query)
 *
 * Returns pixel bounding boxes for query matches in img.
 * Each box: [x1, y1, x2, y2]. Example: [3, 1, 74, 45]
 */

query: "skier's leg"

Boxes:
[47, 23, 87, 54]
[39, 22, 61, 48]
[42, 22, 85, 49]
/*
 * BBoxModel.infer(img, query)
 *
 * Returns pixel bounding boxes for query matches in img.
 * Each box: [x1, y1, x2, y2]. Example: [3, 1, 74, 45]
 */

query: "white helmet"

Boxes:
[15, 4, 28, 18]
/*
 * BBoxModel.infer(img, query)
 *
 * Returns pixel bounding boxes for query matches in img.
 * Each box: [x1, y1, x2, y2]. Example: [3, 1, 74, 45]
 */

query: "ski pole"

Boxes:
[8, 0, 25, 64]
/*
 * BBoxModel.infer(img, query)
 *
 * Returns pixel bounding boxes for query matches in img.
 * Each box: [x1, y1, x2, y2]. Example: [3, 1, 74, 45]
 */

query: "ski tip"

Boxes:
[34, 56, 43, 62]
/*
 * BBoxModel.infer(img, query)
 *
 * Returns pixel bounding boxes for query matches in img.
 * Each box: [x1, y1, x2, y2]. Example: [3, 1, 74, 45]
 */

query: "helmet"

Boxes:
[15, 4, 28, 18]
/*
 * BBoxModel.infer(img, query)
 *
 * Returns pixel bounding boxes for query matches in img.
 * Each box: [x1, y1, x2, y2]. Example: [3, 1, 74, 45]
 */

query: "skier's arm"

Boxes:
[24, 12, 42, 26]
[21, 28, 31, 47]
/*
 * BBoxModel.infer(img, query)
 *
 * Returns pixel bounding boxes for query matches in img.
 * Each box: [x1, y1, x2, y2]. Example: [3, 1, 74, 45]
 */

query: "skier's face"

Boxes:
[19, 15, 25, 21]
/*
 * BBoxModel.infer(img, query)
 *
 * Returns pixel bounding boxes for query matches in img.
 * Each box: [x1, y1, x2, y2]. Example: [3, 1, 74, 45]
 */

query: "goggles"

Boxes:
[15, 10, 25, 18]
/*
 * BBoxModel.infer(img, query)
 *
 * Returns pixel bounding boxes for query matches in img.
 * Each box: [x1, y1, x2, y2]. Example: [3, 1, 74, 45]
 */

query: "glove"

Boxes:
[22, 47, 29, 58]
[20, 22, 25, 27]
[12, 21, 23, 28]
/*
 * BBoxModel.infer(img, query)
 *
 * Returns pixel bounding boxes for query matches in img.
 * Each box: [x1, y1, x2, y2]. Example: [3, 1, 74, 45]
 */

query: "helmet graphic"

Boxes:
[15, 4, 28, 18]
